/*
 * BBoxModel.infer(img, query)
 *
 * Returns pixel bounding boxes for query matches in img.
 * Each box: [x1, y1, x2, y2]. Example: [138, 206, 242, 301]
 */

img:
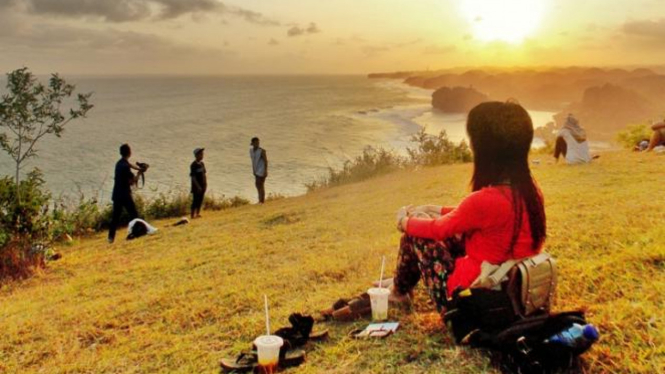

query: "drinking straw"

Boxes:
[264, 294, 270, 335]
[379, 256, 386, 289]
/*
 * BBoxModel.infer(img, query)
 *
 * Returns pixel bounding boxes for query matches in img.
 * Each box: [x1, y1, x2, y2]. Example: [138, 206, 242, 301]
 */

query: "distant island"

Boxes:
[369, 67, 665, 139]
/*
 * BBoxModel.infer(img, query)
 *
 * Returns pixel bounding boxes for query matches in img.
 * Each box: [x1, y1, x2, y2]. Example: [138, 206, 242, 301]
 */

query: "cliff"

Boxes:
[431, 86, 489, 113]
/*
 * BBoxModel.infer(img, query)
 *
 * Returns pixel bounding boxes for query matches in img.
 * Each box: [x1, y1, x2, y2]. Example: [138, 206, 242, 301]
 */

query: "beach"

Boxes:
[0, 75, 557, 201]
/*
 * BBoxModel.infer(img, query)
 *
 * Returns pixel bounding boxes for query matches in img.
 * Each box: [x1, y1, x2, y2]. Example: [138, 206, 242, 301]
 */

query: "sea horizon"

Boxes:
[0, 75, 559, 203]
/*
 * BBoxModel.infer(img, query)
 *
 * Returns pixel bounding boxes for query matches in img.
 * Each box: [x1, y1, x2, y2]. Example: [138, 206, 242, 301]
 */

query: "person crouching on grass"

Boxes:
[390, 101, 547, 318]
[190, 148, 207, 219]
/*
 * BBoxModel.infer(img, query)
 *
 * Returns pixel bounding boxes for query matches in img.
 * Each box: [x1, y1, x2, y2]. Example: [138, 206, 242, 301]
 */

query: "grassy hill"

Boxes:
[1, 151, 663, 373]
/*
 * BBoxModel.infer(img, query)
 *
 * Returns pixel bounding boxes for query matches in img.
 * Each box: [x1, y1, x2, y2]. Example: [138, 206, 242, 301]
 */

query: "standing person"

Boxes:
[553, 113, 592, 164]
[250, 137, 268, 204]
[190, 148, 207, 219]
[108, 144, 145, 243]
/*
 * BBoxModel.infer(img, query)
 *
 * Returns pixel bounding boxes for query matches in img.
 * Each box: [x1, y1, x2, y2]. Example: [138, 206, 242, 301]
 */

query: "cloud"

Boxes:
[268, 38, 279, 46]
[287, 22, 320, 37]
[361, 45, 390, 56]
[623, 19, 665, 39]
[392, 38, 422, 48]
[422, 44, 456, 55]
[306, 23, 320, 34]
[4, 0, 279, 25]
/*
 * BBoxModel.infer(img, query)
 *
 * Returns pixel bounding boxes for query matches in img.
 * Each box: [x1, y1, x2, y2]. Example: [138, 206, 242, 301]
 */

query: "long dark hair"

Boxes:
[466, 101, 546, 250]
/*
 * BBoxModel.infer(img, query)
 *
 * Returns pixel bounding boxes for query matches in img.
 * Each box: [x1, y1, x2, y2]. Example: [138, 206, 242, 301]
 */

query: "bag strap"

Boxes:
[471, 259, 518, 289]
[471, 252, 552, 290]
[486, 259, 518, 287]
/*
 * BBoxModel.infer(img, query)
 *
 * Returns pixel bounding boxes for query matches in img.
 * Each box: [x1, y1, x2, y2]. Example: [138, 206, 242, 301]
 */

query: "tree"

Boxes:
[0, 67, 93, 202]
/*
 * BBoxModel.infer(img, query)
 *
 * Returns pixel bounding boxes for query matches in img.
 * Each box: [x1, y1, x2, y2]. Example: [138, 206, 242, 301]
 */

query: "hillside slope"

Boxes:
[1, 152, 663, 373]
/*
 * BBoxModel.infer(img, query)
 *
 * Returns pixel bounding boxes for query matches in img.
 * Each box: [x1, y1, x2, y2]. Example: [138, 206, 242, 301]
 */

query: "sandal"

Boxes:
[219, 347, 307, 373]
[219, 352, 258, 373]
[274, 313, 329, 347]
[322, 293, 372, 322]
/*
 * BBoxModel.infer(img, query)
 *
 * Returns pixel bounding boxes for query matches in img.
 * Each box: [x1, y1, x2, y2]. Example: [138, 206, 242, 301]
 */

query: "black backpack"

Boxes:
[444, 288, 593, 374]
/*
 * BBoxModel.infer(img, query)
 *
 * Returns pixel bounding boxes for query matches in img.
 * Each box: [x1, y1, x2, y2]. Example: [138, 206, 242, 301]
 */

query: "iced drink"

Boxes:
[368, 287, 390, 321]
[254, 335, 283, 374]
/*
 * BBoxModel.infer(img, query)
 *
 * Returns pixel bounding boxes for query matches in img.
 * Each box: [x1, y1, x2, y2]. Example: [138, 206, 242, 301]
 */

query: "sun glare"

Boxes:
[460, 0, 547, 43]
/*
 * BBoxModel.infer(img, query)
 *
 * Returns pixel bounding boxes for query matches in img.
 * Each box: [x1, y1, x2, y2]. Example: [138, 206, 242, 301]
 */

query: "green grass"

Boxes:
[1, 151, 663, 373]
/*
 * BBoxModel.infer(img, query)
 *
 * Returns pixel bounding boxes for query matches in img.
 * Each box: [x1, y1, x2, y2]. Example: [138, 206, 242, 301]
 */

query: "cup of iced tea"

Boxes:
[254, 335, 283, 374]
[368, 287, 390, 321]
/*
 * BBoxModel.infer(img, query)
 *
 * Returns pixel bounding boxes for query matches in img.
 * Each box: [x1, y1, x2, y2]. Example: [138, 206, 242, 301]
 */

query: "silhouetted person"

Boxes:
[190, 148, 207, 219]
[108, 144, 144, 243]
[554, 114, 592, 164]
[250, 137, 268, 204]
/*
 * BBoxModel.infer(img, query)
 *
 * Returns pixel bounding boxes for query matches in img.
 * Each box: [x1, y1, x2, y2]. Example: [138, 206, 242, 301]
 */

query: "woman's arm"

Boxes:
[400, 192, 487, 240]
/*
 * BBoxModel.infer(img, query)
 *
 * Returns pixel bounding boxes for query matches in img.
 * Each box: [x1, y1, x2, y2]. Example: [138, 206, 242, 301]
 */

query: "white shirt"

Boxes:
[250, 147, 266, 177]
[128, 219, 158, 235]
[558, 129, 592, 165]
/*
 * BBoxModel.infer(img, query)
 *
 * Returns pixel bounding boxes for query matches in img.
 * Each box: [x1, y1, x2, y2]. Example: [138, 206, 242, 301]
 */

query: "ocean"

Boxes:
[0, 75, 557, 202]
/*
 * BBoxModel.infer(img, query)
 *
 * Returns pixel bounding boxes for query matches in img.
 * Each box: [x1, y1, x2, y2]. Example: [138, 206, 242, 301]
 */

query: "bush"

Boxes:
[307, 129, 471, 191]
[0, 238, 45, 281]
[0, 170, 51, 248]
[407, 128, 472, 166]
[616, 123, 652, 149]
[96, 191, 250, 228]
[306, 146, 405, 191]
[0, 170, 52, 280]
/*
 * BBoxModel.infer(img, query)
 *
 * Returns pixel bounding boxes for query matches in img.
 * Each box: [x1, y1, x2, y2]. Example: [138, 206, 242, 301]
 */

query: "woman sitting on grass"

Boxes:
[391, 101, 546, 316]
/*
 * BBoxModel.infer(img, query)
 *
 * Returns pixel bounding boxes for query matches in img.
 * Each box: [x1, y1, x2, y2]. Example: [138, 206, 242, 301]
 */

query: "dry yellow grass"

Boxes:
[1, 151, 663, 373]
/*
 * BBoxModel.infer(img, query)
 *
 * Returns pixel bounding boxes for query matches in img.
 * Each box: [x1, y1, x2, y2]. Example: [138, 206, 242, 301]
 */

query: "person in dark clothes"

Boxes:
[190, 148, 207, 219]
[250, 137, 268, 204]
[108, 144, 145, 243]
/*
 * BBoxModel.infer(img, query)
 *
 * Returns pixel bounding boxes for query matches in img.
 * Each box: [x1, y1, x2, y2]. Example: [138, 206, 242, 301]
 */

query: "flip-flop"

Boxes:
[219, 352, 258, 373]
[219, 349, 307, 373]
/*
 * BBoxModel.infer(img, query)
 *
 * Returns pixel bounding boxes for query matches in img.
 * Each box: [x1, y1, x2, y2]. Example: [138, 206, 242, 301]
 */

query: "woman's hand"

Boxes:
[407, 205, 442, 219]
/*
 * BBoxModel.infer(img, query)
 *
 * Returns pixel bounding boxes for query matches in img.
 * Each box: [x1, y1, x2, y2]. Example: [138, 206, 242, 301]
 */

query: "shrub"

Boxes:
[96, 191, 250, 228]
[0, 170, 51, 248]
[616, 123, 652, 149]
[0, 238, 45, 281]
[306, 129, 471, 191]
[306, 146, 405, 191]
[51, 195, 105, 237]
[0, 170, 52, 280]
[407, 128, 472, 166]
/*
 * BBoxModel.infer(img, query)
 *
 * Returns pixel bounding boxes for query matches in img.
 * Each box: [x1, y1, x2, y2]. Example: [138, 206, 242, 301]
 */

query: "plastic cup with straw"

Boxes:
[368, 256, 390, 321]
[254, 295, 283, 373]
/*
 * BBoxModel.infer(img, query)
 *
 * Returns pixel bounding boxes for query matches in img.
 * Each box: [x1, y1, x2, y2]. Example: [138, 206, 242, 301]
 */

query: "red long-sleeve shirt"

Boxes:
[406, 186, 543, 296]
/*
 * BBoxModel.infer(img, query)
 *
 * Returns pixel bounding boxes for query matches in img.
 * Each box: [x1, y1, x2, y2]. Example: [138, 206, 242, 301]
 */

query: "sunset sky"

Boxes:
[1, 0, 665, 75]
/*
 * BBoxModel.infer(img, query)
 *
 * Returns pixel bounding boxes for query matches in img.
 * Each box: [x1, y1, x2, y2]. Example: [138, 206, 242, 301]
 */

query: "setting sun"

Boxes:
[460, 0, 547, 43]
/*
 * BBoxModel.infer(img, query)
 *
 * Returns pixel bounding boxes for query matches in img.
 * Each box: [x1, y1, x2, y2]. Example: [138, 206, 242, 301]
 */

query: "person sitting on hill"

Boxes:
[391, 101, 547, 319]
[646, 120, 665, 152]
[553, 114, 592, 164]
